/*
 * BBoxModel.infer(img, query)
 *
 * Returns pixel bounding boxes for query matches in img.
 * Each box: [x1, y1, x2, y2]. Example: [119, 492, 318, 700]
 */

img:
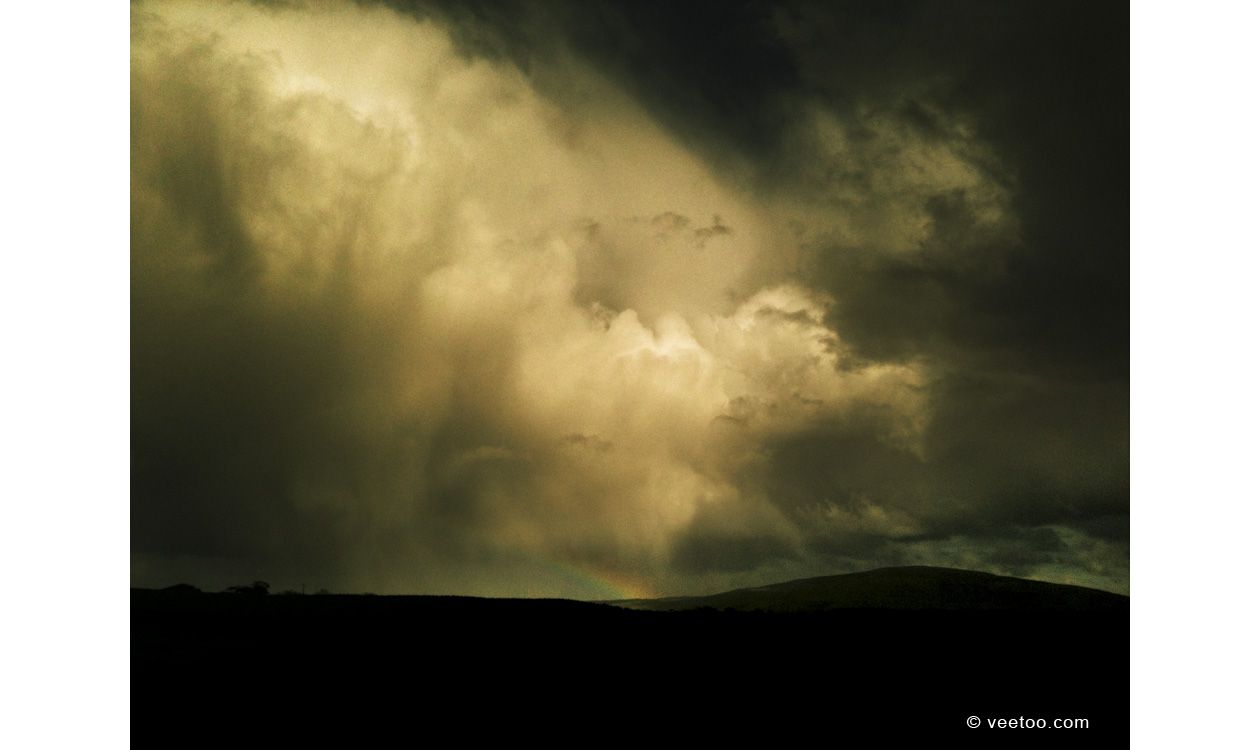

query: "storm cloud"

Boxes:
[131, 0, 1127, 597]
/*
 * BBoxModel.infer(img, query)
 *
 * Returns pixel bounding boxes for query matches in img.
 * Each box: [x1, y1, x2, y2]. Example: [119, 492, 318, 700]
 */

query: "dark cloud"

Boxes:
[770, 1, 1129, 378]
[131, 0, 1127, 596]
[673, 531, 798, 574]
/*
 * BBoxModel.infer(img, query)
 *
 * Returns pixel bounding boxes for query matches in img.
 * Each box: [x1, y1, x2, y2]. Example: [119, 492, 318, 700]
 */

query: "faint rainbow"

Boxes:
[517, 553, 655, 601]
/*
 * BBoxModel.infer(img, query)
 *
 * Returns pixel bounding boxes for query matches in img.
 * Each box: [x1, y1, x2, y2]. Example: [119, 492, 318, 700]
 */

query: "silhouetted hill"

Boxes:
[132, 567, 1128, 744]
[608, 566, 1128, 612]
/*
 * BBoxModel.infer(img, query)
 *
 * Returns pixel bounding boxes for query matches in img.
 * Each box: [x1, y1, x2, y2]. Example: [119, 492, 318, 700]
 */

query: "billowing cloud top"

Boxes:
[131, 0, 1128, 598]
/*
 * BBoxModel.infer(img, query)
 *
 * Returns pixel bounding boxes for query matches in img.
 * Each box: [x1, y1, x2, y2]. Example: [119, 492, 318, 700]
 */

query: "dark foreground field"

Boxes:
[133, 567, 1127, 744]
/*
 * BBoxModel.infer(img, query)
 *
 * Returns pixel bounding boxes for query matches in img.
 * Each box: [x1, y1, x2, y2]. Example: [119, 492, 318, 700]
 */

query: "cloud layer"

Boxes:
[131, 0, 1127, 597]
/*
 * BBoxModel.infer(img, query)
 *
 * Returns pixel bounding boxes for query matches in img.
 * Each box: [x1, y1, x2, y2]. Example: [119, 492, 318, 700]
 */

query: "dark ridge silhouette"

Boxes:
[607, 566, 1128, 612]
[222, 580, 271, 595]
[132, 566, 1127, 743]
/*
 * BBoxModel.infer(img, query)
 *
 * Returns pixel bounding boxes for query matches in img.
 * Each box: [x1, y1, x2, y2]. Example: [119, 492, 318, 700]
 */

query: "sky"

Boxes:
[129, 0, 1129, 598]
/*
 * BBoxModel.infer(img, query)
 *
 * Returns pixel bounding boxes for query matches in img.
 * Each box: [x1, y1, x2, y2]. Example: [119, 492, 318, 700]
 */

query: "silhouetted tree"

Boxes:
[225, 581, 271, 595]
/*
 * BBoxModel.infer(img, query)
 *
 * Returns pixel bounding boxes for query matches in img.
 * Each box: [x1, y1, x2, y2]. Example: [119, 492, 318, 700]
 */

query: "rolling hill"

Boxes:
[608, 565, 1128, 612]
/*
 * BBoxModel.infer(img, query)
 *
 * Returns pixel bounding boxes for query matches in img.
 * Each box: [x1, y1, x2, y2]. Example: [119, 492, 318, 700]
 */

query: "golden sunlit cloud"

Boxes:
[131, 0, 1128, 597]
